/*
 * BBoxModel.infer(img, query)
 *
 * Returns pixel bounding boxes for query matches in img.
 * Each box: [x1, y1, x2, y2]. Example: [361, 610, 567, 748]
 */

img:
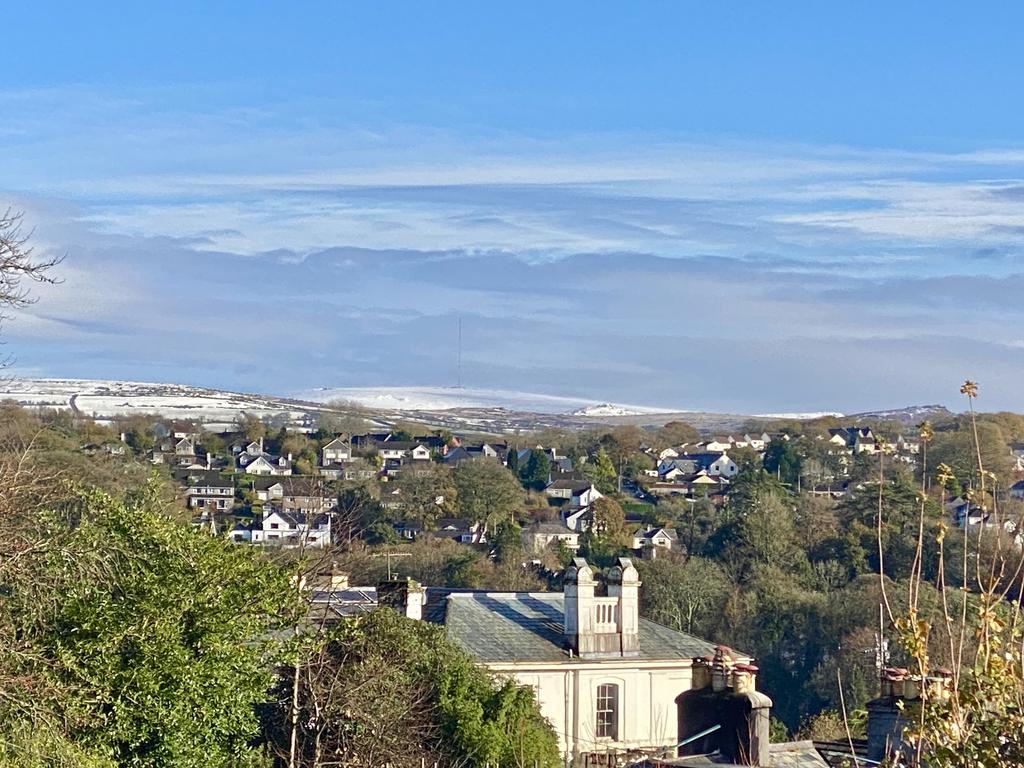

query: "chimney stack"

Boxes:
[563, 557, 596, 654]
[682, 650, 772, 766]
[562, 557, 641, 658]
[867, 667, 952, 764]
[607, 557, 641, 654]
[377, 577, 426, 620]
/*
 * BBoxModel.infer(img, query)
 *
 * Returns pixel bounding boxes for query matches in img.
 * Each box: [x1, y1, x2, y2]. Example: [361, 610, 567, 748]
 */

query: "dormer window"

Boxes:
[596, 683, 619, 739]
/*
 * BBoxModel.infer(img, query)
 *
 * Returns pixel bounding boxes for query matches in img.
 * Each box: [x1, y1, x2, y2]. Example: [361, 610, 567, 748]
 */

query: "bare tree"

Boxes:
[0, 210, 61, 319]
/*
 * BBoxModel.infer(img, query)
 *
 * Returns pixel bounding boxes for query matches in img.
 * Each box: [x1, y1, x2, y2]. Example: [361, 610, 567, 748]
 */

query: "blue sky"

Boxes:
[4, 2, 1024, 412]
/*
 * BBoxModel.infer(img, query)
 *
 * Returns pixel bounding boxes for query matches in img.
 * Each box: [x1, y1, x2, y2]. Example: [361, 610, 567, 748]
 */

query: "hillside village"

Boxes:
[130, 415, 1017, 555]
[9, 396, 1024, 767]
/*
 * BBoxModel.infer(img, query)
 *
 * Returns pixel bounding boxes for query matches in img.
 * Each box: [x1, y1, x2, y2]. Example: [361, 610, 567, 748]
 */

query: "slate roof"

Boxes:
[637, 526, 679, 541]
[438, 591, 719, 664]
[636, 741, 828, 767]
[546, 478, 592, 492]
[526, 522, 578, 535]
[442, 446, 473, 464]
[173, 468, 232, 488]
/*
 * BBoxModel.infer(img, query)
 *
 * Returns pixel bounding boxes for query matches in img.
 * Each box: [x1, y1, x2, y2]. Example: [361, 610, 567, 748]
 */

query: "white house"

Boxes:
[633, 526, 678, 552]
[522, 522, 581, 554]
[828, 427, 877, 454]
[661, 453, 740, 481]
[745, 433, 767, 451]
[249, 508, 331, 548]
[377, 441, 432, 461]
[573, 483, 604, 507]
[545, 481, 604, 508]
[703, 438, 733, 453]
[562, 505, 591, 532]
[239, 453, 293, 476]
[706, 454, 738, 477]
[374, 559, 770, 764]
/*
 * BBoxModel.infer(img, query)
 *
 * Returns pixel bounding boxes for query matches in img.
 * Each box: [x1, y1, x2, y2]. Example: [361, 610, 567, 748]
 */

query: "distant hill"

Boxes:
[0, 378, 326, 430]
[846, 404, 954, 425]
[0, 378, 958, 434]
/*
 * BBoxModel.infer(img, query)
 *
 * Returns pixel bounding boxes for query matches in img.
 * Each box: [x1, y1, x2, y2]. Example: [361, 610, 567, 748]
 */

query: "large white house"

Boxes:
[376, 558, 772, 764]
[247, 508, 332, 548]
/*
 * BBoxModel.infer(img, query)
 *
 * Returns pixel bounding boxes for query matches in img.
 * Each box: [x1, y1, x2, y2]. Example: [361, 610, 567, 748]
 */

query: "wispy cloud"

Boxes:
[4, 85, 1024, 411]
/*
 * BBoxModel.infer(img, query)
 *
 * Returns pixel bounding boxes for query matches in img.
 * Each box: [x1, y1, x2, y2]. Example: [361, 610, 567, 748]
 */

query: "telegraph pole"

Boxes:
[371, 550, 412, 580]
[457, 315, 463, 389]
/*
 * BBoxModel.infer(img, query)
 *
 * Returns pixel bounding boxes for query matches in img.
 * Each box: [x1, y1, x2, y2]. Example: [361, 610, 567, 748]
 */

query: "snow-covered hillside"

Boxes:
[753, 411, 845, 419]
[303, 386, 671, 416]
[0, 379, 317, 427]
[570, 403, 666, 417]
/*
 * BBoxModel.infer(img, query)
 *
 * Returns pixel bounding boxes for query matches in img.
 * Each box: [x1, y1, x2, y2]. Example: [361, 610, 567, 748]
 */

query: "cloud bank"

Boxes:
[4, 87, 1024, 413]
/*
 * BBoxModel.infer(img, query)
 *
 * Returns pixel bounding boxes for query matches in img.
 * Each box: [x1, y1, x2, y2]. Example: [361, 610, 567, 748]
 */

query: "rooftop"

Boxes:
[437, 591, 722, 664]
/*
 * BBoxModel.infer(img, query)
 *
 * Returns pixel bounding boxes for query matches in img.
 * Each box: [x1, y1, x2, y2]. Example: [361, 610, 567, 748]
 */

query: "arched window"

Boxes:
[596, 683, 619, 739]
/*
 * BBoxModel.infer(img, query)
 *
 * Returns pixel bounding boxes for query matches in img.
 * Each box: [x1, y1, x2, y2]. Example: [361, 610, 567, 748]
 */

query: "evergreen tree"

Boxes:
[506, 444, 519, 474]
[520, 449, 551, 491]
[582, 447, 617, 494]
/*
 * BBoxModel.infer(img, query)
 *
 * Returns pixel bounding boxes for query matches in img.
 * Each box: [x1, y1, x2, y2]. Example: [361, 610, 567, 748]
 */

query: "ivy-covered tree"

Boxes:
[1, 486, 296, 768]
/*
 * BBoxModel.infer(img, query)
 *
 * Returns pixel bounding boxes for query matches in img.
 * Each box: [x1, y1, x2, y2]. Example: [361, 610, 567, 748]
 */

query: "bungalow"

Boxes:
[649, 471, 728, 497]
[745, 433, 768, 451]
[677, 453, 738, 478]
[945, 495, 990, 529]
[397, 517, 484, 544]
[351, 432, 395, 447]
[377, 441, 432, 462]
[702, 437, 733, 453]
[646, 483, 690, 498]
[442, 446, 474, 466]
